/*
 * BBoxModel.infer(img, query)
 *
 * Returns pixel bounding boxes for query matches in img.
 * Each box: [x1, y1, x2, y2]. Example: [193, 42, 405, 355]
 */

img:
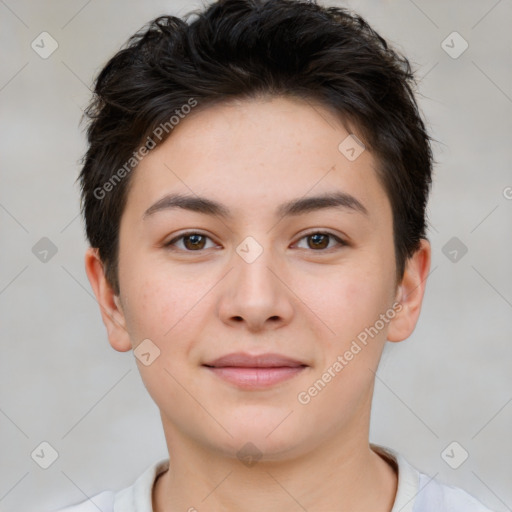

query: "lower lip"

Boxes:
[205, 366, 306, 389]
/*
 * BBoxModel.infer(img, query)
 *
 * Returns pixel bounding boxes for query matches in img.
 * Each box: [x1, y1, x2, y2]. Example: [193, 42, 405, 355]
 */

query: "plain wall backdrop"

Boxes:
[1, 0, 511, 511]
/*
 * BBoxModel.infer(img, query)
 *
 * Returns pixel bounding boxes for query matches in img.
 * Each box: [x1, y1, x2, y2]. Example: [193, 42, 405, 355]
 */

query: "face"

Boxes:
[87, 96, 429, 461]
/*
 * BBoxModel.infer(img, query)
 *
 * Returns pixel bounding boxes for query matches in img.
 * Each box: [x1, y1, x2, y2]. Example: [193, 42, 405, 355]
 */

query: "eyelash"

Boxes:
[164, 230, 347, 252]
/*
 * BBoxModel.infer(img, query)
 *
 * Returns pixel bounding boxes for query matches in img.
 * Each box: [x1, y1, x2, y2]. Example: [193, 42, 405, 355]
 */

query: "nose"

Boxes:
[216, 244, 294, 333]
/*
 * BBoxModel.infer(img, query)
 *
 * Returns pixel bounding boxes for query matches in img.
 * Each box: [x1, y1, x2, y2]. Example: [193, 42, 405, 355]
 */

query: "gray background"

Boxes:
[1, 1, 511, 511]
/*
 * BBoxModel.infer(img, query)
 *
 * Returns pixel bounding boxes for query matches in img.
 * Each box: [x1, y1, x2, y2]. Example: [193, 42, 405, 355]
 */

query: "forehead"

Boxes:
[123, 96, 390, 223]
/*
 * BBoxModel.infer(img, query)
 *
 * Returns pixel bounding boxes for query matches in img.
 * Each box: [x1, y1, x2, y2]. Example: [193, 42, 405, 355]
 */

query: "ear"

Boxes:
[84, 247, 132, 352]
[387, 238, 431, 343]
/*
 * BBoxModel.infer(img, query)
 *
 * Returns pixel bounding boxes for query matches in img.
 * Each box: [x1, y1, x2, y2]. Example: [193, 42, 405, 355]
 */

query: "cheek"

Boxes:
[120, 265, 213, 372]
[310, 265, 391, 334]
[119, 245, 185, 338]
[120, 274, 178, 345]
[311, 260, 385, 312]
[121, 276, 194, 400]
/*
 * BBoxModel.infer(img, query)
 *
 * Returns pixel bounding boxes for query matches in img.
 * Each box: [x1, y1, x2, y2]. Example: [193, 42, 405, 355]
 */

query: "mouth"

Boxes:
[202, 352, 308, 389]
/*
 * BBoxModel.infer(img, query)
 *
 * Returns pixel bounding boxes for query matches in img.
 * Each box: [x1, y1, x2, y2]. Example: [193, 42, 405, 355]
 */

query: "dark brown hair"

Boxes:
[79, 0, 433, 295]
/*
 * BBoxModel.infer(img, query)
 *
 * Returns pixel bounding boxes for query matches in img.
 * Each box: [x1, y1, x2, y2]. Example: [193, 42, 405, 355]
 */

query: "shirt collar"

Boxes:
[371, 443, 421, 512]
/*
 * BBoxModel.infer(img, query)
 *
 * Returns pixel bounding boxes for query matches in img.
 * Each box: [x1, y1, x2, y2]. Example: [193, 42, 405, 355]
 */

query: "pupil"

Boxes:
[310, 233, 328, 249]
[186, 234, 204, 249]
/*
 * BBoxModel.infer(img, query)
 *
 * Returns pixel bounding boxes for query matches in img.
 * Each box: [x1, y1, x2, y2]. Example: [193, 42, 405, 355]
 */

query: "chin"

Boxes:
[207, 421, 310, 462]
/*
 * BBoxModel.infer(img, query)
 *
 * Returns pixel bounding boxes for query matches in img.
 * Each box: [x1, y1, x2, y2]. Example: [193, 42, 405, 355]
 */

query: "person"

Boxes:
[54, 0, 495, 510]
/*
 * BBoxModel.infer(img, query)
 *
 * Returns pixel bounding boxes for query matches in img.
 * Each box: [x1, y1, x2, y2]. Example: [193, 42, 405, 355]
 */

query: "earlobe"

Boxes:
[84, 247, 133, 352]
[387, 239, 431, 343]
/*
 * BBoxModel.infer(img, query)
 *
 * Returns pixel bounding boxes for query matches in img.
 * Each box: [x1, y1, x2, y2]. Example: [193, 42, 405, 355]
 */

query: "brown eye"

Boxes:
[308, 233, 329, 249]
[296, 232, 346, 251]
[183, 234, 206, 250]
[165, 232, 215, 251]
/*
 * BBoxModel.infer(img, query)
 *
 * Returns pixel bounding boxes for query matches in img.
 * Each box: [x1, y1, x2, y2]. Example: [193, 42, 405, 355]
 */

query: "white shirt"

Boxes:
[53, 444, 495, 512]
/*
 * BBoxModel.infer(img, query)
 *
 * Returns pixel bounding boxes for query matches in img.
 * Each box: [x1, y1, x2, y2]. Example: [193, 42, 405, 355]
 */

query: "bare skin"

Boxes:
[85, 95, 431, 512]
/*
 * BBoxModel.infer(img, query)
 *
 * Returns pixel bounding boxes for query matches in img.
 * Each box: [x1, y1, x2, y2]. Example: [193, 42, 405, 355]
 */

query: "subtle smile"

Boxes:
[203, 352, 308, 389]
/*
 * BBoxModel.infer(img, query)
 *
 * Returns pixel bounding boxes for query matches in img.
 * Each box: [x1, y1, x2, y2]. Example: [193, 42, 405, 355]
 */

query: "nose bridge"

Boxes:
[233, 236, 279, 298]
[217, 235, 293, 330]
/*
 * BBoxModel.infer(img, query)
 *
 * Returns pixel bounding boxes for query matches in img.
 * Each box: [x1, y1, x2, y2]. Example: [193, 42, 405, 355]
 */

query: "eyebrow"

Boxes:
[142, 191, 368, 220]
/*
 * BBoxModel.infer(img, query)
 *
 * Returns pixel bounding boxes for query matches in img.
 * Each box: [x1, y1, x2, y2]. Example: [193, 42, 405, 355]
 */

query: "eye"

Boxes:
[295, 231, 346, 251]
[164, 232, 217, 251]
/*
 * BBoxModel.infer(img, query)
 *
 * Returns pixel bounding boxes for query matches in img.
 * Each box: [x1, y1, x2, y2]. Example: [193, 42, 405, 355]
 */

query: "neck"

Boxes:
[153, 396, 397, 512]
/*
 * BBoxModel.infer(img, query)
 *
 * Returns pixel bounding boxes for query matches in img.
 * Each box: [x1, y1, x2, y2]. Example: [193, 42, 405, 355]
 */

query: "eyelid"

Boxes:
[164, 230, 219, 250]
[292, 229, 348, 249]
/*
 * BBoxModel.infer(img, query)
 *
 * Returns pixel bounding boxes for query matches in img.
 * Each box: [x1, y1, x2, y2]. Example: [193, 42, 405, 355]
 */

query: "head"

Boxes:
[82, 0, 432, 459]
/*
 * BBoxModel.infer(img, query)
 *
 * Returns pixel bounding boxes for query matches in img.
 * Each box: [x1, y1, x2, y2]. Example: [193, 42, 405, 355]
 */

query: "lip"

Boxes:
[203, 352, 308, 389]
[204, 352, 306, 368]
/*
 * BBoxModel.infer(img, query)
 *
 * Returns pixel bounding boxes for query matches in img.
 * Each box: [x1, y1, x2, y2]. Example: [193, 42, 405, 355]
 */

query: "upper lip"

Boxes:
[203, 352, 307, 368]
